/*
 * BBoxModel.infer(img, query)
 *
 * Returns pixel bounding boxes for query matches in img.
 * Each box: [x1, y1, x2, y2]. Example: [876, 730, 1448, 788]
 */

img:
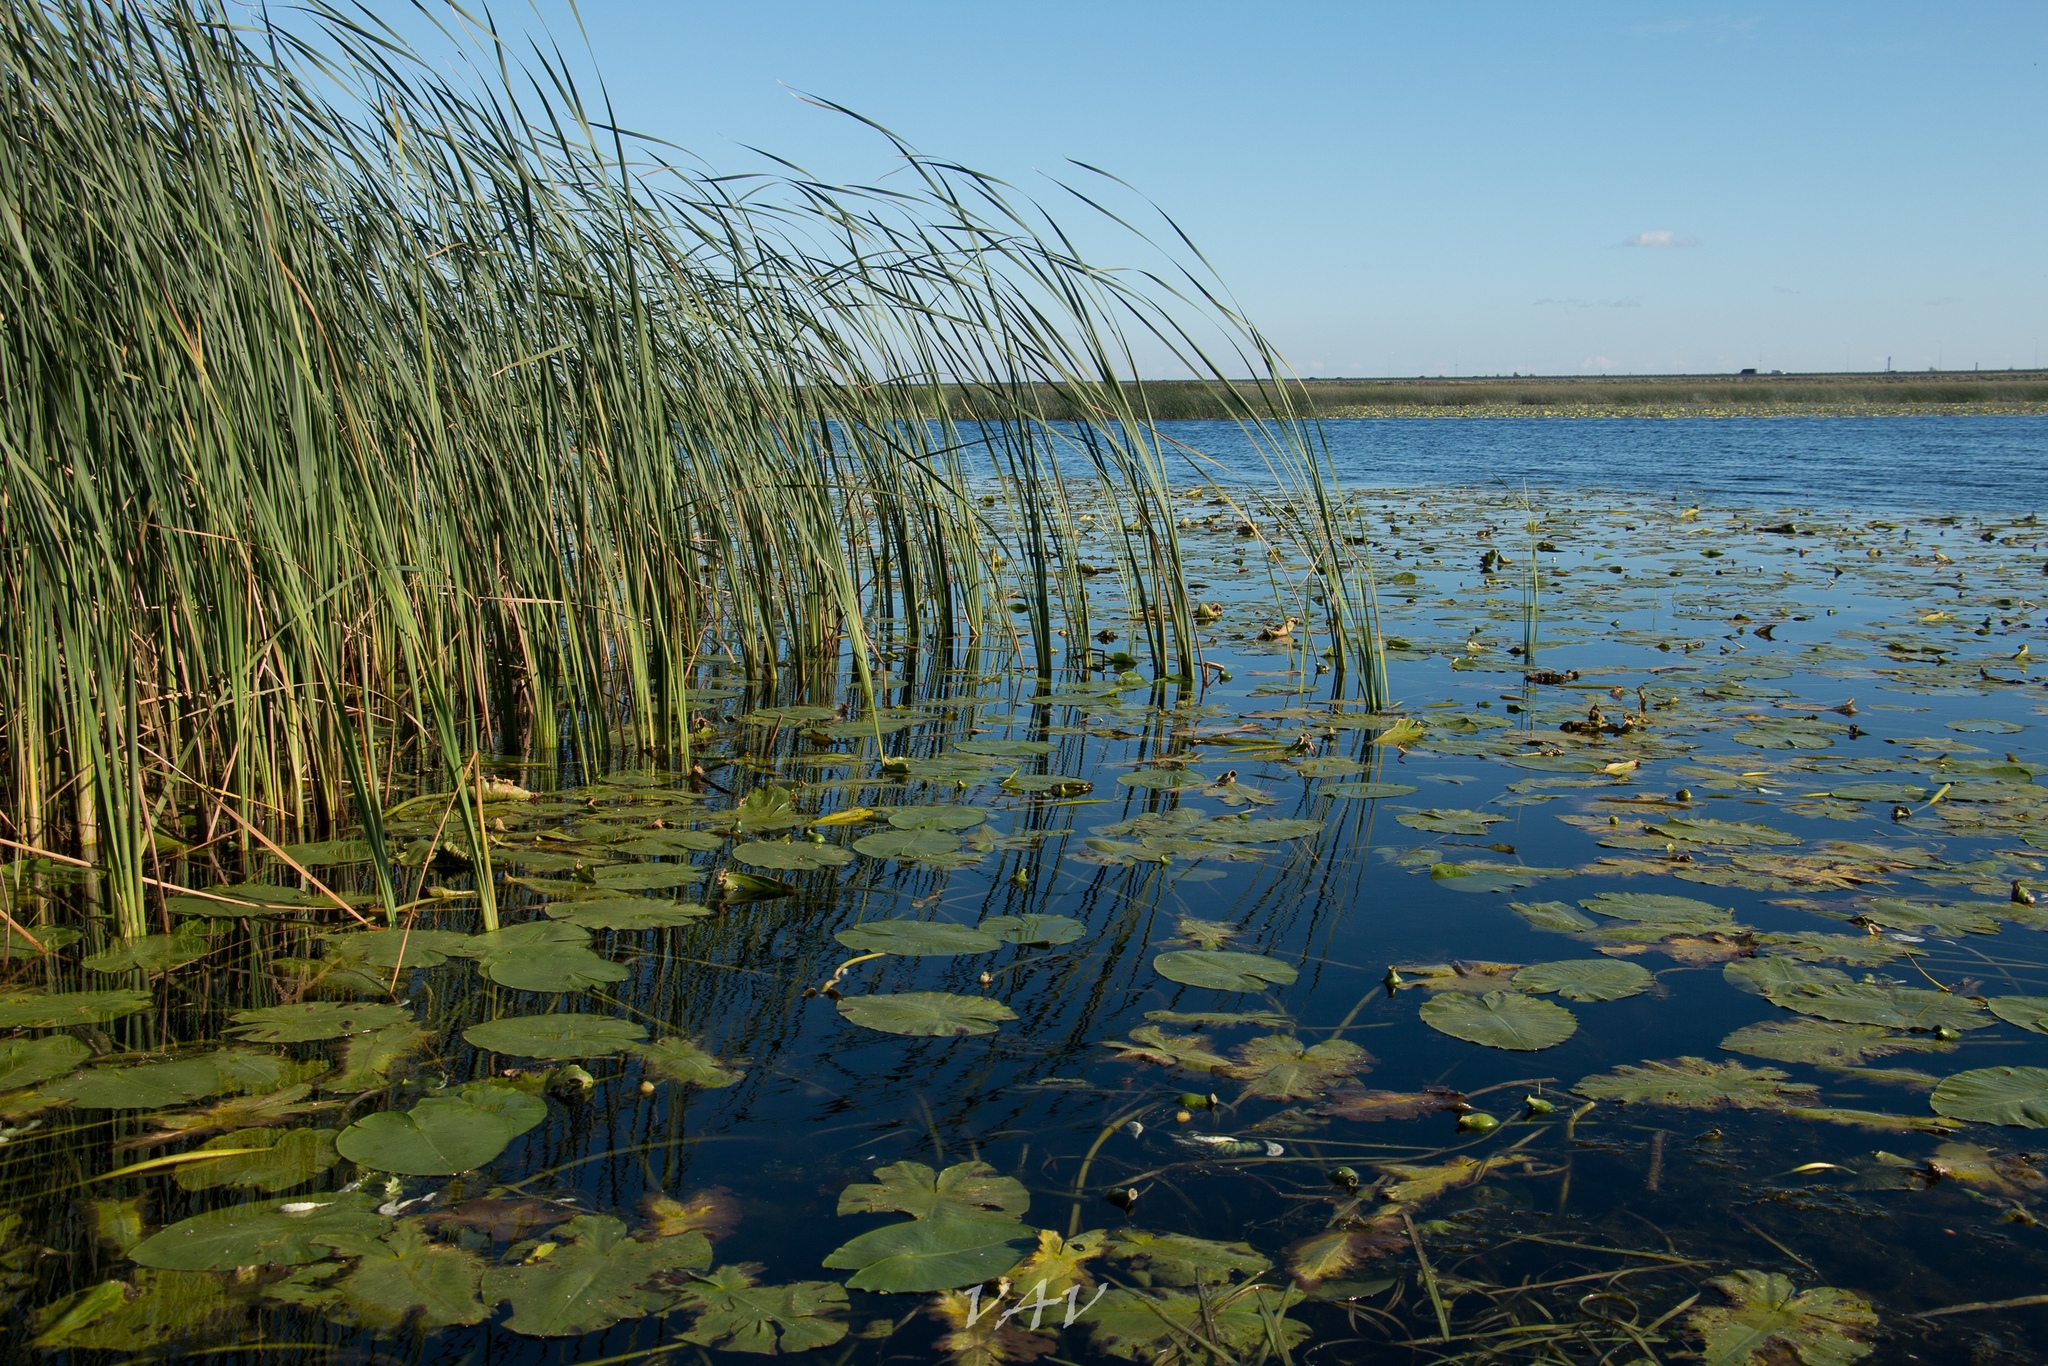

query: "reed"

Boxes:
[0, 0, 1385, 938]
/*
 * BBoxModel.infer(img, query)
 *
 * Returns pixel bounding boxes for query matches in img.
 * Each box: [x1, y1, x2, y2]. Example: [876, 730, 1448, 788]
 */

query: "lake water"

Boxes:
[5, 419, 2046, 1364]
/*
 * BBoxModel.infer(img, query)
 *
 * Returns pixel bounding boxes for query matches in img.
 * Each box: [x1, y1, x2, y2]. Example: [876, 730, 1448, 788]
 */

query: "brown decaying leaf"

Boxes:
[1320, 1085, 1468, 1122]
[421, 1198, 581, 1243]
[118, 1085, 340, 1149]
[1284, 1217, 1408, 1285]
[1389, 962, 1522, 993]
[640, 1188, 740, 1241]
[927, 1288, 1059, 1366]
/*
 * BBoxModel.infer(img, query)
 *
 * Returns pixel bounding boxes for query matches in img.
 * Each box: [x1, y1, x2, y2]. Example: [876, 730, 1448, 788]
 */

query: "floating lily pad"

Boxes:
[885, 806, 988, 831]
[1153, 950, 1298, 993]
[0, 990, 150, 1028]
[128, 1194, 389, 1271]
[821, 1213, 1035, 1293]
[1949, 719, 2025, 734]
[334, 1080, 547, 1175]
[1420, 990, 1576, 1051]
[1221, 1036, 1372, 1100]
[836, 992, 1016, 1037]
[730, 841, 855, 871]
[1197, 817, 1325, 844]
[978, 914, 1085, 946]
[1724, 959, 1852, 996]
[1118, 768, 1206, 791]
[628, 1037, 744, 1088]
[1083, 1287, 1308, 1361]
[1514, 959, 1653, 1002]
[1765, 982, 1992, 1033]
[676, 1266, 850, 1353]
[1829, 784, 1930, 803]
[329, 1220, 490, 1330]
[1580, 892, 1734, 930]
[589, 863, 703, 891]
[463, 1015, 647, 1058]
[837, 1160, 1030, 1221]
[1721, 1018, 1955, 1067]
[1574, 1057, 1817, 1110]
[1431, 863, 1557, 895]
[1646, 818, 1801, 847]
[834, 920, 1000, 956]
[0, 1035, 90, 1091]
[1859, 898, 2001, 936]
[320, 928, 474, 970]
[228, 1001, 410, 1044]
[1396, 808, 1506, 835]
[952, 739, 1054, 758]
[1688, 1270, 1875, 1366]
[41, 1050, 319, 1110]
[1930, 1066, 2048, 1127]
[173, 1128, 338, 1193]
[81, 928, 213, 976]
[1989, 997, 2048, 1034]
[542, 899, 710, 930]
[481, 1214, 710, 1336]
[323, 1023, 433, 1094]
[1326, 781, 1421, 799]
[276, 839, 380, 866]
[457, 922, 626, 993]
[853, 829, 965, 862]
[1511, 900, 1598, 933]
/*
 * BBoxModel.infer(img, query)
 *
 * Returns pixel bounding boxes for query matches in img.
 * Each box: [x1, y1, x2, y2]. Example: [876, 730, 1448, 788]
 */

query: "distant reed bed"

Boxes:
[0, 0, 1380, 936]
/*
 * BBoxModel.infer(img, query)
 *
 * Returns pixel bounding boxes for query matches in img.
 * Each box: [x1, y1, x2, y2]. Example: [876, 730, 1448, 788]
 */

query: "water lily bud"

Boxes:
[977, 971, 994, 988]
[1524, 1096, 1556, 1116]
[1892, 805, 1912, 822]
[1457, 1111, 1500, 1133]
[1177, 1092, 1213, 1111]
[1936, 1026, 1962, 1042]
[1104, 1187, 1140, 1212]
[1175, 1109, 1193, 1124]
[639, 1080, 656, 1096]
[1674, 788, 1692, 802]
[1329, 1166, 1361, 1193]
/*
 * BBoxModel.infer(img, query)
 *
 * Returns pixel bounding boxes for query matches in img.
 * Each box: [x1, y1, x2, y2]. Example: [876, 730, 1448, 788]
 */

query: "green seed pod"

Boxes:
[1177, 1092, 1213, 1111]
[1524, 1096, 1556, 1116]
[1456, 1111, 1500, 1134]
[1329, 1166, 1361, 1193]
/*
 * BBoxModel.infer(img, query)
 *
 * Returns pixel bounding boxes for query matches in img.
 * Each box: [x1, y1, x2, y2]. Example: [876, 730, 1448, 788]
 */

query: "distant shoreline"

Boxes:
[953, 369, 2048, 420]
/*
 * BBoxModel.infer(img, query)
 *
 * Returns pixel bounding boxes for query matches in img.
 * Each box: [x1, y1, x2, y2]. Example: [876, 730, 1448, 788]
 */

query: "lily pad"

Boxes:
[331, 1220, 490, 1330]
[730, 841, 855, 872]
[1575, 1057, 1816, 1110]
[334, 1080, 547, 1175]
[1396, 808, 1506, 835]
[0, 1035, 90, 1091]
[590, 863, 704, 892]
[173, 1128, 338, 1193]
[978, 913, 1085, 946]
[1859, 898, 2001, 936]
[228, 1001, 410, 1044]
[1420, 990, 1577, 1051]
[1580, 892, 1735, 930]
[1514, 959, 1654, 1002]
[628, 1037, 745, 1088]
[1221, 1035, 1372, 1100]
[81, 928, 213, 976]
[542, 899, 710, 930]
[1765, 982, 1992, 1033]
[481, 1214, 711, 1336]
[323, 1023, 433, 1094]
[463, 1015, 648, 1058]
[1432, 862, 1557, 894]
[1512, 900, 1598, 933]
[952, 739, 1054, 758]
[885, 806, 988, 831]
[1326, 781, 1421, 799]
[1988, 996, 2048, 1034]
[821, 1213, 1035, 1293]
[676, 1266, 850, 1353]
[1930, 1066, 2048, 1128]
[1118, 768, 1206, 791]
[41, 1050, 320, 1110]
[1949, 719, 2024, 733]
[834, 920, 1000, 956]
[1721, 1018, 1955, 1067]
[836, 992, 1017, 1037]
[853, 829, 965, 862]
[837, 1160, 1030, 1220]
[1724, 959, 1852, 996]
[1688, 1270, 1874, 1366]
[0, 990, 150, 1028]
[319, 928, 474, 970]
[1153, 950, 1298, 992]
[1646, 818, 1801, 847]
[128, 1194, 389, 1271]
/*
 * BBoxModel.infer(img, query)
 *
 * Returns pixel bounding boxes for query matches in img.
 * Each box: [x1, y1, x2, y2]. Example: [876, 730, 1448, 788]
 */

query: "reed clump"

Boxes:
[0, 0, 1382, 937]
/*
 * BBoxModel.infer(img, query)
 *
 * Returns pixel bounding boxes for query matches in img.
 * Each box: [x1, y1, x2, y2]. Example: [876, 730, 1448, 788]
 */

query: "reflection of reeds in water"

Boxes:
[0, 0, 1383, 936]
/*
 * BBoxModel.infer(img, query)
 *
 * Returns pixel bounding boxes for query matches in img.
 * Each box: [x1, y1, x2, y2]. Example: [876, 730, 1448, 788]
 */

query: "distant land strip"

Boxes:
[952, 369, 2048, 420]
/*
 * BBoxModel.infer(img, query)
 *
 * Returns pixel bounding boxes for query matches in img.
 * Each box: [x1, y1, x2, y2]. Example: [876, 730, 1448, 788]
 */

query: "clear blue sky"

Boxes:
[489, 3, 2044, 377]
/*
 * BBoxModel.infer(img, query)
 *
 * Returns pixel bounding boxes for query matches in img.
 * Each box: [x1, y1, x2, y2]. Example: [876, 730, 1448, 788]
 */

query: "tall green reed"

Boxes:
[0, 0, 1386, 938]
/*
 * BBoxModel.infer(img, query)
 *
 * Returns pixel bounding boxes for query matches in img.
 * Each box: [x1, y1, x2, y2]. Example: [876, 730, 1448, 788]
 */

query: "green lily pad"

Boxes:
[1764, 982, 1993, 1032]
[173, 1128, 338, 1193]
[1514, 959, 1654, 1002]
[952, 739, 1054, 758]
[1110, 1229, 1273, 1286]
[589, 863, 704, 891]
[1326, 781, 1421, 799]
[1723, 959, 1852, 996]
[480, 1214, 710, 1337]
[834, 920, 1001, 956]
[275, 838, 380, 866]
[978, 914, 1086, 946]
[334, 1080, 547, 1175]
[1083, 1286, 1307, 1361]
[1153, 950, 1299, 993]
[821, 1213, 1035, 1293]
[1511, 900, 1598, 933]
[128, 1194, 389, 1271]
[1859, 898, 2001, 936]
[1580, 892, 1735, 930]
[1118, 768, 1207, 791]
[1221, 1035, 1372, 1100]
[228, 1001, 410, 1044]
[1396, 808, 1506, 835]
[836, 1160, 1030, 1220]
[1988, 996, 2048, 1034]
[628, 1037, 745, 1088]
[0, 990, 150, 1028]
[885, 806, 988, 831]
[1828, 784, 1930, 803]
[1949, 719, 2025, 734]
[676, 1266, 850, 1354]
[1574, 1057, 1817, 1110]
[463, 1015, 647, 1058]
[1720, 1017, 1955, 1067]
[322, 1023, 433, 1094]
[31, 1270, 242, 1351]
[1431, 862, 1556, 894]
[0, 1035, 90, 1091]
[604, 830, 725, 856]
[542, 899, 710, 930]
[330, 1220, 490, 1330]
[1197, 817, 1325, 844]
[320, 928, 475, 970]
[1688, 1270, 1875, 1366]
[81, 928, 213, 976]
[455, 922, 626, 993]
[853, 829, 965, 862]
[1420, 990, 1577, 1050]
[730, 841, 855, 871]
[41, 1050, 320, 1110]
[1645, 818, 1801, 847]
[1930, 1066, 2048, 1127]
[836, 992, 1017, 1037]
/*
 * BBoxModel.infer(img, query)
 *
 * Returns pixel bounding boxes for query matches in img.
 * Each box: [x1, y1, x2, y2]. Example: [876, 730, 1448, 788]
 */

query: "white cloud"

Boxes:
[1623, 230, 1700, 248]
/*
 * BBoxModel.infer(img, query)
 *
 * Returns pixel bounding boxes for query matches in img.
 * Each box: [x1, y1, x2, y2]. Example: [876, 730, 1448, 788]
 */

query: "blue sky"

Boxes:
[471, 3, 2043, 377]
